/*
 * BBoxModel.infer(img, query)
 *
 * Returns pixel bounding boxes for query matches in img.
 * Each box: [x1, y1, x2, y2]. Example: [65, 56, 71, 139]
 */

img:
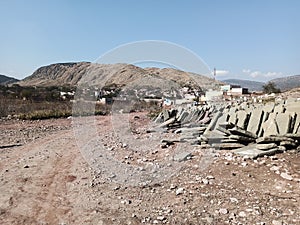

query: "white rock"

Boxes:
[170, 184, 176, 190]
[238, 211, 246, 217]
[241, 162, 247, 167]
[230, 197, 239, 203]
[202, 179, 209, 185]
[270, 166, 280, 171]
[219, 208, 228, 214]
[176, 187, 184, 195]
[206, 175, 215, 179]
[157, 216, 166, 221]
[272, 220, 282, 225]
[280, 172, 293, 181]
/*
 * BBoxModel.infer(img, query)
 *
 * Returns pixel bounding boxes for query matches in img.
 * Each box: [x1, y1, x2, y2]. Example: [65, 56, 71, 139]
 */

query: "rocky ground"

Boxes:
[0, 113, 299, 225]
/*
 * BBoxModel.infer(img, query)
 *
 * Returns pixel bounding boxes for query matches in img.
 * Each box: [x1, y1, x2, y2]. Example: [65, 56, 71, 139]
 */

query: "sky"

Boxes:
[0, 0, 299, 81]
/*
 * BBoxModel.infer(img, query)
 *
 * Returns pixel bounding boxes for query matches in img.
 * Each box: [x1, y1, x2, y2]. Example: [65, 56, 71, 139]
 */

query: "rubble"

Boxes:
[154, 100, 300, 159]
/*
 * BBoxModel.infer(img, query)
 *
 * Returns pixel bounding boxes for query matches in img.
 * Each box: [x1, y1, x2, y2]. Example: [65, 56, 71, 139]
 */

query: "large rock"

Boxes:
[162, 109, 170, 121]
[247, 108, 264, 136]
[285, 101, 300, 114]
[228, 135, 255, 143]
[212, 142, 245, 150]
[256, 143, 277, 150]
[228, 112, 237, 125]
[204, 111, 222, 134]
[264, 103, 275, 114]
[216, 126, 231, 136]
[175, 126, 206, 134]
[276, 113, 292, 135]
[229, 126, 257, 139]
[177, 111, 189, 123]
[261, 118, 279, 137]
[173, 151, 192, 162]
[234, 145, 282, 159]
[256, 136, 295, 144]
[236, 110, 249, 130]
[273, 104, 285, 114]
[157, 117, 176, 128]
[293, 114, 300, 134]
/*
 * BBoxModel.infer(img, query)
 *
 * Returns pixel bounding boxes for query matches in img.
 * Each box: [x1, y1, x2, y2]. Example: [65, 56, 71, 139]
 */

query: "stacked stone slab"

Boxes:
[154, 99, 300, 158]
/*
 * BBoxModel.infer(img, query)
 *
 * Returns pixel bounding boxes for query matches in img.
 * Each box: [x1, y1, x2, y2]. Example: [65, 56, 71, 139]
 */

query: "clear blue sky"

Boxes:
[0, 0, 299, 81]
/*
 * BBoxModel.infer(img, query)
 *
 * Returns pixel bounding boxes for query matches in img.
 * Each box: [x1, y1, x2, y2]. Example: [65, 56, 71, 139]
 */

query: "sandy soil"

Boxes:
[0, 113, 299, 225]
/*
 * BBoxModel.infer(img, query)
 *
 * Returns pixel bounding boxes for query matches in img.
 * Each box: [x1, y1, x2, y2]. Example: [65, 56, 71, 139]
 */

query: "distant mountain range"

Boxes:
[222, 79, 265, 92]
[0, 74, 19, 85]
[223, 75, 300, 92]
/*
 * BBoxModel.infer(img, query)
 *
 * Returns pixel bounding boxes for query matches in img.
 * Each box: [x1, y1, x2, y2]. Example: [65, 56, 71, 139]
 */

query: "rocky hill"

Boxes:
[0, 74, 19, 85]
[270, 75, 300, 91]
[19, 62, 222, 91]
[19, 62, 91, 86]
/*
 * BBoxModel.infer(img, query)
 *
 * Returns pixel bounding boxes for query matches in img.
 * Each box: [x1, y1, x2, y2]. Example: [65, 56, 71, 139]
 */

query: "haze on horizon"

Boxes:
[0, 0, 299, 82]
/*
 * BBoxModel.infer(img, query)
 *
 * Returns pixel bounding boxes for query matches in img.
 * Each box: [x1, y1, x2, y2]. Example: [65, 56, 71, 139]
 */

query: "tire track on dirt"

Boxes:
[0, 130, 85, 224]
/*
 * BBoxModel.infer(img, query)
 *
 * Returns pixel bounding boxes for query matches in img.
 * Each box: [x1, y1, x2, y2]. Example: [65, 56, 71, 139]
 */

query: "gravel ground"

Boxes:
[0, 113, 299, 224]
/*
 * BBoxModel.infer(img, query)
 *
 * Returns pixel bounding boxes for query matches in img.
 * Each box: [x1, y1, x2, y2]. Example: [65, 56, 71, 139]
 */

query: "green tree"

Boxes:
[263, 82, 281, 94]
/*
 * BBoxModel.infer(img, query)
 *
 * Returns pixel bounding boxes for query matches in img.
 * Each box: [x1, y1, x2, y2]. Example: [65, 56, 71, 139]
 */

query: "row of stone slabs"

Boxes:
[217, 101, 300, 137]
[155, 100, 300, 159]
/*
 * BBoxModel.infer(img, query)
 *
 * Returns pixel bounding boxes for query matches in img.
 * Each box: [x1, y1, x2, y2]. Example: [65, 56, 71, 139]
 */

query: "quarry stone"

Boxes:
[229, 126, 257, 139]
[276, 113, 291, 134]
[247, 108, 264, 135]
[256, 143, 277, 150]
[261, 118, 279, 137]
[236, 110, 249, 129]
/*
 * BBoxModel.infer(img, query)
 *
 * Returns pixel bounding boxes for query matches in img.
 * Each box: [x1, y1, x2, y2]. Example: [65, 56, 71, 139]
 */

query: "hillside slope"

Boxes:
[0, 74, 19, 85]
[19, 62, 221, 91]
[222, 79, 265, 92]
[270, 75, 300, 91]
